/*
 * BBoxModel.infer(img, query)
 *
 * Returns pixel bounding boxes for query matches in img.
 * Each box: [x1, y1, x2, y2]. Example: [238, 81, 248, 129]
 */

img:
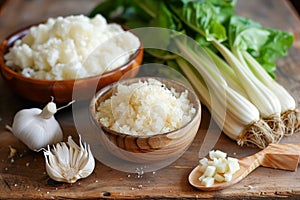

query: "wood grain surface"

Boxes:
[0, 0, 300, 199]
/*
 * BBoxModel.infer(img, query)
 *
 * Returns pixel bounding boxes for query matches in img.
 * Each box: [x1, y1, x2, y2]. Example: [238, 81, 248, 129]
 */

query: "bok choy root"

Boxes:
[89, 0, 299, 148]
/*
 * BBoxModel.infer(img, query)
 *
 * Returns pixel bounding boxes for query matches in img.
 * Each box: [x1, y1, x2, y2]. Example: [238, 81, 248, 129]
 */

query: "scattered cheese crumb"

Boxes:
[247, 185, 254, 190]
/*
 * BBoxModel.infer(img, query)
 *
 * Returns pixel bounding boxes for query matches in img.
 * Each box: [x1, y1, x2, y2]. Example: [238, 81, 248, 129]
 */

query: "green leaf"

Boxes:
[167, 0, 236, 42]
[149, 2, 181, 30]
[228, 15, 294, 77]
[89, 0, 130, 19]
[209, 0, 237, 24]
[89, 0, 158, 27]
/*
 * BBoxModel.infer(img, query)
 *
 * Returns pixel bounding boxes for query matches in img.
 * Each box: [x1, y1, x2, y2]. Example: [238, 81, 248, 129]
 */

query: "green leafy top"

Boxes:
[89, 0, 294, 78]
[228, 16, 294, 77]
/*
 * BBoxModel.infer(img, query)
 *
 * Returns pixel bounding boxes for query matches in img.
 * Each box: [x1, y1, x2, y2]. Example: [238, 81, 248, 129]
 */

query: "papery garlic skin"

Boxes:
[43, 135, 95, 183]
[10, 107, 63, 150]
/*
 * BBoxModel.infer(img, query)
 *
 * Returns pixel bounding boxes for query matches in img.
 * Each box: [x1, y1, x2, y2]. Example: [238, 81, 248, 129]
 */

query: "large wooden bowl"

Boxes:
[0, 25, 143, 104]
[89, 77, 202, 163]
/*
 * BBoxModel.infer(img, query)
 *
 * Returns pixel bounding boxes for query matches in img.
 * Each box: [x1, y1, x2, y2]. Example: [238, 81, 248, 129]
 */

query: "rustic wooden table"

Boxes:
[0, 0, 300, 199]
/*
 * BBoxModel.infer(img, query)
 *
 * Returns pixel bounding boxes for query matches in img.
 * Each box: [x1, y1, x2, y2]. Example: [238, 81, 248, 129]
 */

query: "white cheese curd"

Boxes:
[198, 150, 240, 187]
[96, 78, 196, 136]
[4, 14, 140, 80]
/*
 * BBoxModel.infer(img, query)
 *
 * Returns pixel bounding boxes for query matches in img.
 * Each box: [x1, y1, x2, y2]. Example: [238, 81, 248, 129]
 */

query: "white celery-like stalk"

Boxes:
[175, 51, 274, 148]
[211, 39, 284, 142]
[212, 39, 281, 118]
[243, 51, 300, 135]
[205, 48, 248, 98]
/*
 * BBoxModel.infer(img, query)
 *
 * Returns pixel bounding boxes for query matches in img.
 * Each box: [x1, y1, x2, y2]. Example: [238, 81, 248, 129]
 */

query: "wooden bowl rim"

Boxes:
[0, 22, 143, 85]
[90, 77, 201, 139]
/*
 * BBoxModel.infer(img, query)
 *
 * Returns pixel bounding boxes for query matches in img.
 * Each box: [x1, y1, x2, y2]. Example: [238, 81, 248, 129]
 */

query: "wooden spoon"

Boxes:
[189, 143, 300, 191]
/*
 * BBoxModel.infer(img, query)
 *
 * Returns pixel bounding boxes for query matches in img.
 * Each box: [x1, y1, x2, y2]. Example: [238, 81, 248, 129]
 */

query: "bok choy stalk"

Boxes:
[204, 47, 298, 137]
[175, 45, 274, 148]
[227, 16, 299, 135]
[243, 52, 300, 135]
[211, 39, 284, 142]
[204, 47, 248, 98]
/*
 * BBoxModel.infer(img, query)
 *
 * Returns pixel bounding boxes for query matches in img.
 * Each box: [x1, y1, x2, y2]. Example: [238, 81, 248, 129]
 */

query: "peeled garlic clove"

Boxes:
[43, 135, 95, 183]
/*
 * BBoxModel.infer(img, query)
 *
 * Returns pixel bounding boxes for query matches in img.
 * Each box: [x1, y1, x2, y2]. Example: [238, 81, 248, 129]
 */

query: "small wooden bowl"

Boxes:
[0, 24, 143, 104]
[89, 77, 201, 163]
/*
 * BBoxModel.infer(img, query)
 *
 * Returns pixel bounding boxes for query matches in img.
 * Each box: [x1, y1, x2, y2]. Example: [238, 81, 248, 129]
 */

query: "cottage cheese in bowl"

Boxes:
[4, 14, 140, 80]
[88, 77, 201, 172]
[96, 78, 196, 136]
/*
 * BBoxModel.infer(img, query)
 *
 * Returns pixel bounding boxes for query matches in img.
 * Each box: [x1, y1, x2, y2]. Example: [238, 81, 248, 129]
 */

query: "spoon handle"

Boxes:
[261, 143, 300, 171]
[238, 149, 266, 176]
[238, 143, 300, 177]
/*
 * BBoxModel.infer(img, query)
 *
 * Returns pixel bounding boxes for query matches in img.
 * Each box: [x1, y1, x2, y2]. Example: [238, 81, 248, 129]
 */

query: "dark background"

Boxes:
[290, 0, 300, 15]
[0, 1, 300, 17]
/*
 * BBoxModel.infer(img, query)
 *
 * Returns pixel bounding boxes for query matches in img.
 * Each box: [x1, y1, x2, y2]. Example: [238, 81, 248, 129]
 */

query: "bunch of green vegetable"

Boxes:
[90, 0, 299, 148]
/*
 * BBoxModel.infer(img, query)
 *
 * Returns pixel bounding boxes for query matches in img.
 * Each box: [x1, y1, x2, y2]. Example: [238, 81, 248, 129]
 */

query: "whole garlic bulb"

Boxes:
[43, 135, 95, 183]
[6, 101, 64, 151]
